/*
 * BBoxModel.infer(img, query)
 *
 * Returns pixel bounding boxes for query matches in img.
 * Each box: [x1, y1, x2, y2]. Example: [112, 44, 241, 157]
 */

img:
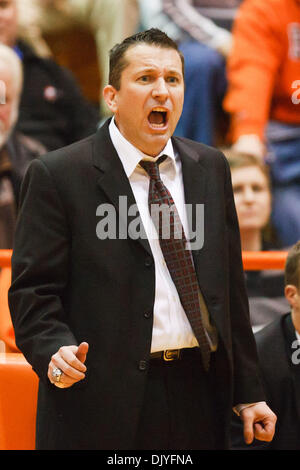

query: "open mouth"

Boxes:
[148, 107, 168, 128]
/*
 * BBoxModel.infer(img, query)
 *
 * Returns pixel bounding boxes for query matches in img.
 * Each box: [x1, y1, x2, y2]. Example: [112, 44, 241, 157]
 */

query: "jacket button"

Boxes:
[138, 360, 147, 371]
[145, 257, 153, 267]
[144, 311, 152, 319]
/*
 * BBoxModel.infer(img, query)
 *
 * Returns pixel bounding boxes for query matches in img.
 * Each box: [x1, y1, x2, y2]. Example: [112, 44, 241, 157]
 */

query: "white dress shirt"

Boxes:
[109, 118, 199, 352]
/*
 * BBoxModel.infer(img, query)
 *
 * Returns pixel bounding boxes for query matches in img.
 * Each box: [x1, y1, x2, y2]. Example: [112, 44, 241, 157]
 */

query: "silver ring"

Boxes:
[52, 367, 63, 383]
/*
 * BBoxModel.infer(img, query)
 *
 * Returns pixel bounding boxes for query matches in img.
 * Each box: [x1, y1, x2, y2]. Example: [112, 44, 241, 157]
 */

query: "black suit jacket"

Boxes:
[231, 313, 300, 450]
[9, 120, 265, 449]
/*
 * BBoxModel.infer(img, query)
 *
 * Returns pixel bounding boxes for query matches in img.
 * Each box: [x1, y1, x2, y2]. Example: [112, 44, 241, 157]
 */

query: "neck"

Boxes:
[240, 229, 263, 251]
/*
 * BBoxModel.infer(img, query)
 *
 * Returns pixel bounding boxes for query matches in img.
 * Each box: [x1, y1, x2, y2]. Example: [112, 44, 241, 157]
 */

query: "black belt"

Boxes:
[150, 347, 200, 362]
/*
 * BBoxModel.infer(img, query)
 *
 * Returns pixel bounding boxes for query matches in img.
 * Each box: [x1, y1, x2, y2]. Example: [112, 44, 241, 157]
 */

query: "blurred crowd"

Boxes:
[0, 0, 299, 450]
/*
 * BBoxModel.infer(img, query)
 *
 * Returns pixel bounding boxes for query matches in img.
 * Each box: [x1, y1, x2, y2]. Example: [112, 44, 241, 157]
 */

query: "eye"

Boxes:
[137, 75, 151, 83]
[252, 184, 265, 192]
[233, 185, 243, 194]
[166, 76, 179, 84]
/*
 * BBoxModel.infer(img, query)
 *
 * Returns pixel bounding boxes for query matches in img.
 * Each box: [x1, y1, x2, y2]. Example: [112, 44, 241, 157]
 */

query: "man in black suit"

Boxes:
[8, 28, 276, 450]
[231, 241, 300, 450]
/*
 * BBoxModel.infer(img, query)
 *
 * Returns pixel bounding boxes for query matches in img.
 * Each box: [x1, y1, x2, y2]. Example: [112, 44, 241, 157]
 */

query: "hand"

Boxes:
[48, 342, 89, 388]
[240, 402, 277, 445]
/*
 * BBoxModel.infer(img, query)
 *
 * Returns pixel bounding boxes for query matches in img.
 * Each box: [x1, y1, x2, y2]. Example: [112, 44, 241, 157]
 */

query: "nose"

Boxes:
[152, 77, 169, 101]
[243, 186, 255, 203]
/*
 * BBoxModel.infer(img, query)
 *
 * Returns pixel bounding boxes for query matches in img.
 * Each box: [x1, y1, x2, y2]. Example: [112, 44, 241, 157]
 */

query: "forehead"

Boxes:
[232, 165, 267, 182]
[0, 59, 19, 94]
[123, 43, 183, 74]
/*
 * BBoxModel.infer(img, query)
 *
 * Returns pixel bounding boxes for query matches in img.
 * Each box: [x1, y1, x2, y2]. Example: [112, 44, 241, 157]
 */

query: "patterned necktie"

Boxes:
[139, 155, 211, 371]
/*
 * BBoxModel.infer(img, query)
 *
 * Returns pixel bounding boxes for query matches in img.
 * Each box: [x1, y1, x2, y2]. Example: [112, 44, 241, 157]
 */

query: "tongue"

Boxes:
[148, 111, 164, 125]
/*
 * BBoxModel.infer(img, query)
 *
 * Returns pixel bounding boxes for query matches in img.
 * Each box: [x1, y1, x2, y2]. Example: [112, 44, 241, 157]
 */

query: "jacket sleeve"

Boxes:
[8, 158, 77, 383]
[222, 153, 266, 405]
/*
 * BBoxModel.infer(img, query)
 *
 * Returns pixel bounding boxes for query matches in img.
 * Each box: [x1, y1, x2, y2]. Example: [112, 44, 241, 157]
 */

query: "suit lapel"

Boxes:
[92, 120, 152, 256]
[172, 137, 207, 264]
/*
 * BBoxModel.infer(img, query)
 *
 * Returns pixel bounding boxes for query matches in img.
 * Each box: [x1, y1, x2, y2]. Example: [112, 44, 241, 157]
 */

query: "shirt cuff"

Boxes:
[233, 401, 266, 416]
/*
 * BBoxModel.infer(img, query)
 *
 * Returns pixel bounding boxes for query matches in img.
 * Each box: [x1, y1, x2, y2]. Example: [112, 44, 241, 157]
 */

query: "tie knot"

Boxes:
[139, 155, 167, 181]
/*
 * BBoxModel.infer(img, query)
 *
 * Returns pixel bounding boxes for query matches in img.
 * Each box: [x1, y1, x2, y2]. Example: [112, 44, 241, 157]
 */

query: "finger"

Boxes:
[242, 416, 254, 445]
[49, 370, 78, 388]
[48, 363, 67, 386]
[59, 345, 87, 373]
[48, 361, 85, 387]
[51, 349, 85, 379]
[76, 342, 89, 364]
[52, 356, 86, 381]
[253, 420, 275, 442]
[254, 422, 264, 433]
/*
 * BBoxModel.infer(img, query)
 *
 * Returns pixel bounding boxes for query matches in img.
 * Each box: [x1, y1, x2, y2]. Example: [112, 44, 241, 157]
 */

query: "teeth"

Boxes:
[152, 107, 167, 112]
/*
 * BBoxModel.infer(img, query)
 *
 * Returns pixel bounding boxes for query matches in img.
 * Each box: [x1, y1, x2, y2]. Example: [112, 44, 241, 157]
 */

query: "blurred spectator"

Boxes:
[17, 0, 140, 117]
[225, 150, 289, 330]
[231, 241, 300, 450]
[0, 0, 99, 151]
[224, 0, 300, 246]
[139, 0, 242, 146]
[0, 42, 45, 354]
[0, 42, 46, 250]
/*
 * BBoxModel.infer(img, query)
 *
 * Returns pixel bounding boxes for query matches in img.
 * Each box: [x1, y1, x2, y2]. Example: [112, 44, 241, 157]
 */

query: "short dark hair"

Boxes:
[108, 28, 185, 90]
[223, 148, 271, 189]
[285, 241, 300, 287]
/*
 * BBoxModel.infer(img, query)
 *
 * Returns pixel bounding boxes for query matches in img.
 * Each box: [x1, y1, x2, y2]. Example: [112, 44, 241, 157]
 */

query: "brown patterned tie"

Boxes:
[140, 155, 211, 371]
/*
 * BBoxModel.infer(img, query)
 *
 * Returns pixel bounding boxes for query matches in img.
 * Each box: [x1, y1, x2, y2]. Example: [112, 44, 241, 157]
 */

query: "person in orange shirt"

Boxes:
[224, 0, 300, 246]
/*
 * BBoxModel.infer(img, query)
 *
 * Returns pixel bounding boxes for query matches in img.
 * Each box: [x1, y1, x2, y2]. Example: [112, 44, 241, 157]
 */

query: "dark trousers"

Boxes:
[135, 349, 219, 450]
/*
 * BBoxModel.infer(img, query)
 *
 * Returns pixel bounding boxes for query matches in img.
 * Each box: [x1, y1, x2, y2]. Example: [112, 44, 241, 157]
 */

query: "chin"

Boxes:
[240, 225, 262, 232]
[139, 134, 167, 153]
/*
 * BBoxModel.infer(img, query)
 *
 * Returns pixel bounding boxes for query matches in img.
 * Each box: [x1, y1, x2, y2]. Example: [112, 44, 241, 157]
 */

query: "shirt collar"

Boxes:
[109, 117, 177, 178]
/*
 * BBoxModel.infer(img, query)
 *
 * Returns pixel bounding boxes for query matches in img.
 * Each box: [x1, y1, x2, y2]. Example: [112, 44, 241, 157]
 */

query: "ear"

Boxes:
[285, 284, 298, 307]
[103, 85, 118, 113]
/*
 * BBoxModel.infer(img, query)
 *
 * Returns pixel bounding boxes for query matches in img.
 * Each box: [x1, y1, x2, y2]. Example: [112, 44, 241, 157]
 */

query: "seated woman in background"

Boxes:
[224, 150, 289, 331]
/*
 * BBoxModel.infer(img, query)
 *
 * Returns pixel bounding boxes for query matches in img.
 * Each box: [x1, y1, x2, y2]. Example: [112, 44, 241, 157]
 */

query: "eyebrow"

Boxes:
[134, 67, 182, 76]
